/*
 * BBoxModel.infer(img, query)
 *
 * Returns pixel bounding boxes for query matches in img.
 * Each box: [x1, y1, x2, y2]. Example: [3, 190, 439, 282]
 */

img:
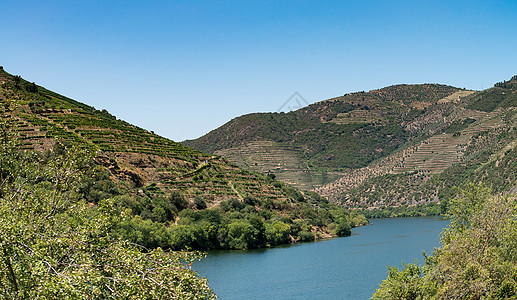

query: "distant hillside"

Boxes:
[184, 76, 517, 213]
[0, 67, 367, 250]
[316, 76, 517, 213]
[183, 84, 465, 190]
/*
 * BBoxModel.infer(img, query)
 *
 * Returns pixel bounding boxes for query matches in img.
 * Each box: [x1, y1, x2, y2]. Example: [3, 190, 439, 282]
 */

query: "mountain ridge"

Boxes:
[183, 83, 465, 189]
[184, 76, 517, 212]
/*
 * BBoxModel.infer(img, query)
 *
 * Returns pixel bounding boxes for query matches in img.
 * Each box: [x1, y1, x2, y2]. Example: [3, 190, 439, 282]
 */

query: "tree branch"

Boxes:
[2, 247, 18, 293]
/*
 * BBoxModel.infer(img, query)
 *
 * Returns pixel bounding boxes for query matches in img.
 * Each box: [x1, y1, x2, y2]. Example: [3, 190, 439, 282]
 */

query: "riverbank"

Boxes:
[354, 202, 445, 218]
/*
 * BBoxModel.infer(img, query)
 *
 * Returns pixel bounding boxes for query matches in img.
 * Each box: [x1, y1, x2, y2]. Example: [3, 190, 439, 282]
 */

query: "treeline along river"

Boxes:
[194, 217, 448, 299]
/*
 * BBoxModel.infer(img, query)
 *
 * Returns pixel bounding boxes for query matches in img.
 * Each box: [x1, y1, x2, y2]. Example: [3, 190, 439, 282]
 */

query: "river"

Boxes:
[194, 217, 448, 299]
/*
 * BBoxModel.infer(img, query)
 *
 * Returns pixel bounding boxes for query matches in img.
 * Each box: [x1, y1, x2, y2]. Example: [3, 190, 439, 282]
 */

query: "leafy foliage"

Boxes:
[115, 189, 368, 251]
[0, 122, 215, 299]
[360, 203, 444, 219]
[373, 184, 517, 299]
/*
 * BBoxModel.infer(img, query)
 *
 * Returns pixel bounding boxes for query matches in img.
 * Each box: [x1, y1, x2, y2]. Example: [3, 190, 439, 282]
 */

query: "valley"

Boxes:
[0, 67, 368, 253]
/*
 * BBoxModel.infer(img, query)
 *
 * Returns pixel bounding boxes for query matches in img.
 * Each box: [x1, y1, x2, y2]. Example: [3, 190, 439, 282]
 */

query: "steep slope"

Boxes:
[184, 75, 517, 213]
[184, 84, 464, 190]
[316, 76, 517, 211]
[0, 68, 283, 203]
[0, 67, 367, 250]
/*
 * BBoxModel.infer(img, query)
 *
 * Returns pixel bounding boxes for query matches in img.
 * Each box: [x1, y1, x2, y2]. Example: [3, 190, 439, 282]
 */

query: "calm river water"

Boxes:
[194, 217, 448, 299]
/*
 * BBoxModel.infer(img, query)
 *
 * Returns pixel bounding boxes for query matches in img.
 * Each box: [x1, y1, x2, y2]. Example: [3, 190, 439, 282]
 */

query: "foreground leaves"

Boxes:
[0, 122, 215, 299]
[373, 183, 517, 299]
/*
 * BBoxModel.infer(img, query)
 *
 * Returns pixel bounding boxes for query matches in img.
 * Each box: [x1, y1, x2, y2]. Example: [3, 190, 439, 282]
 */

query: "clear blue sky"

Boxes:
[2, 0, 517, 141]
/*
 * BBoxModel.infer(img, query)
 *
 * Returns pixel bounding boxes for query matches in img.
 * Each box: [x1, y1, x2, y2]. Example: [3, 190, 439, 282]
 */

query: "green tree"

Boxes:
[372, 262, 434, 300]
[25, 82, 38, 93]
[373, 184, 517, 299]
[333, 218, 351, 237]
[194, 196, 208, 210]
[13, 75, 21, 88]
[169, 190, 189, 212]
[225, 220, 259, 250]
[0, 123, 215, 299]
[265, 221, 291, 246]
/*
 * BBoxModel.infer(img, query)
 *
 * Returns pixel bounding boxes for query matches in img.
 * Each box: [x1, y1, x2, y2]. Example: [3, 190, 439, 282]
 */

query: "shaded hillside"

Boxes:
[184, 84, 464, 189]
[0, 67, 367, 250]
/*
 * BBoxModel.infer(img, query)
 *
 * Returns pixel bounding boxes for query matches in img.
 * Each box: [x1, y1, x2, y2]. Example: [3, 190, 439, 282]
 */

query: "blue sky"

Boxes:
[2, 0, 517, 141]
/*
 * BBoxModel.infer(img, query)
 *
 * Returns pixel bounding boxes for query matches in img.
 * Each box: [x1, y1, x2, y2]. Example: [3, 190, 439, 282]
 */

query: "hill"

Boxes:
[0, 121, 216, 298]
[317, 76, 517, 214]
[183, 84, 466, 190]
[184, 76, 517, 214]
[0, 66, 367, 250]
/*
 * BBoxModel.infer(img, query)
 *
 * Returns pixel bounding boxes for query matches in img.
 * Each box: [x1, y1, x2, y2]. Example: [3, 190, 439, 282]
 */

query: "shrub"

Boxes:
[194, 196, 207, 210]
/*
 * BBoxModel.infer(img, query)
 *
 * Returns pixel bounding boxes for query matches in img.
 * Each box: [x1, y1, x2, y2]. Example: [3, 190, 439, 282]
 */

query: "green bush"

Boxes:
[266, 221, 291, 246]
[297, 230, 315, 242]
[194, 196, 207, 210]
[373, 184, 517, 299]
[169, 190, 189, 211]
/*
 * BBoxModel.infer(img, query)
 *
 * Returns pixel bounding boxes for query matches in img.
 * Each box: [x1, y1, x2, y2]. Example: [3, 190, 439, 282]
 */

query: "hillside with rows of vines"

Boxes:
[184, 84, 465, 189]
[0, 67, 367, 250]
[185, 75, 517, 215]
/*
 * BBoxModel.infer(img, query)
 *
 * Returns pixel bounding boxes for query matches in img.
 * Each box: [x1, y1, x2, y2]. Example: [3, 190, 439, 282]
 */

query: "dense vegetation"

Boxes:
[467, 75, 517, 112]
[0, 122, 215, 299]
[373, 184, 517, 299]
[358, 202, 445, 219]
[0, 67, 368, 253]
[115, 186, 368, 250]
[109, 172, 368, 250]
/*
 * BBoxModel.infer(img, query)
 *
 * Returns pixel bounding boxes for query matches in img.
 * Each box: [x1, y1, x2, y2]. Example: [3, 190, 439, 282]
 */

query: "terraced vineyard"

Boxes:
[185, 84, 463, 191]
[186, 75, 517, 210]
[0, 68, 295, 204]
[316, 88, 517, 208]
[391, 132, 470, 174]
[4, 66, 517, 217]
[214, 140, 344, 190]
[1, 67, 372, 251]
[392, 109, 505, 174]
